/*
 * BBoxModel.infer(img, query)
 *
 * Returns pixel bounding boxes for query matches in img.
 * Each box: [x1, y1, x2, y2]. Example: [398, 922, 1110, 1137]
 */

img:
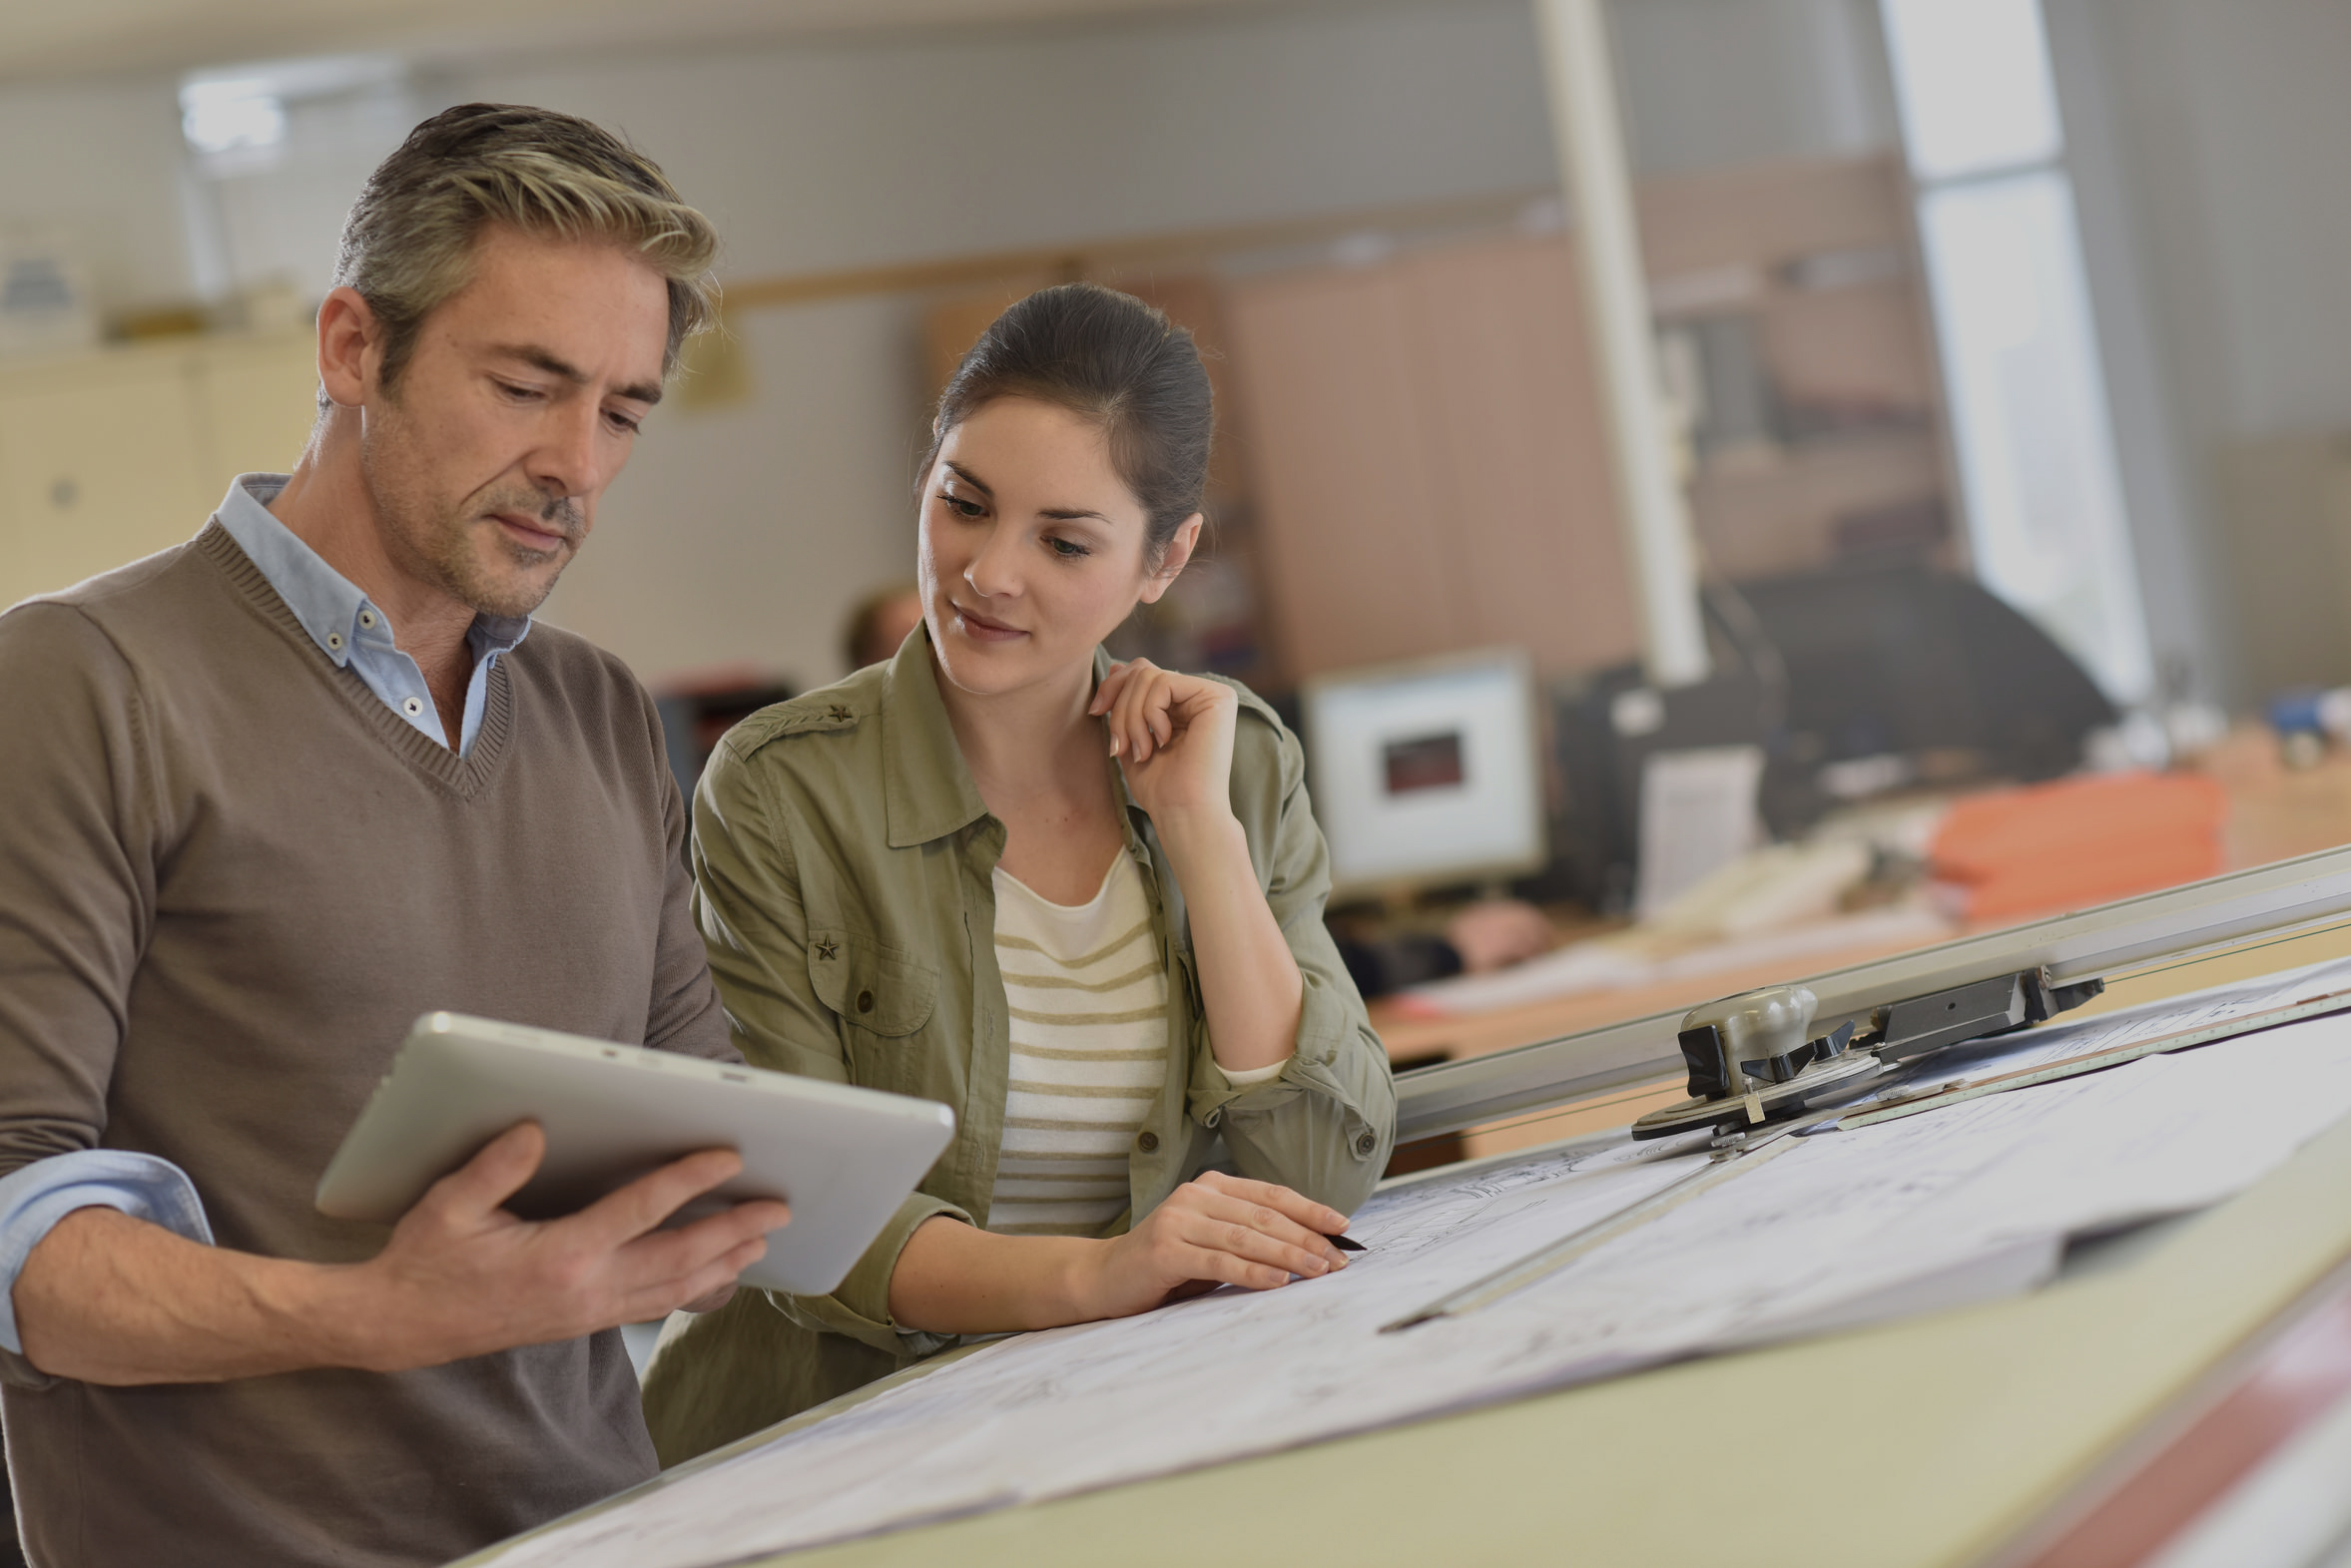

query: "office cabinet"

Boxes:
[2220, 433, 2351, 697]
[0, 353, 212, 603]
[193, 334, 319, 493]
[0, 333, 316, 608]
[1225, 235, 1638, 681]
[1225, 155, 1952, 683]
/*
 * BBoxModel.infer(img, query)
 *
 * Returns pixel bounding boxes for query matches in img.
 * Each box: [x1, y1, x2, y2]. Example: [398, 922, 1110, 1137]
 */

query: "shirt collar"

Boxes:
[878, 632, 1139, 851]
[880, 628, 994, 849]
[212, 474, 531, 667]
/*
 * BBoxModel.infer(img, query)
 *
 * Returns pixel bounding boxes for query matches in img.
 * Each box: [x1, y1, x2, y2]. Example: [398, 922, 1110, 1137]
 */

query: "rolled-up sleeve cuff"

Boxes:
[776, 1188, 971, 1358]
[1212, 1057, 1289, 1088]
[0, 1152, 213, 1354]
[1188, 968, 1357, 1123]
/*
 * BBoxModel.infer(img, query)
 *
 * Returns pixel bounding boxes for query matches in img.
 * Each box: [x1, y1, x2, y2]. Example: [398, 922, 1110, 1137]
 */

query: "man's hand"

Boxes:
[13, 1122, 790, 1385]
[335, 1121, 790, 1371]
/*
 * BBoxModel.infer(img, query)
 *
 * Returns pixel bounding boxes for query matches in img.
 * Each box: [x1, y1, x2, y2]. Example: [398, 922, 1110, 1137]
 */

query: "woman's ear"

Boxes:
[1137, 514, 1205, 605]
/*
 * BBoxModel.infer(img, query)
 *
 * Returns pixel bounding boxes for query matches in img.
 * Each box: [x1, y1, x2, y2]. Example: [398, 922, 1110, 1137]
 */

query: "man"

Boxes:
[0, 104, 789, 1566]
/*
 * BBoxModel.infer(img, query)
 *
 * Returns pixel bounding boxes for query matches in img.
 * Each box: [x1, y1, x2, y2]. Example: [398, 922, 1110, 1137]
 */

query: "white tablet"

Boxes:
[315, 1012, 956, 1296]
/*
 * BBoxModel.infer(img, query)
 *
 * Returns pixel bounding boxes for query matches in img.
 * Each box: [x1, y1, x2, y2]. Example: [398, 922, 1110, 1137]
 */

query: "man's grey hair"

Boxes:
[329, 102, 720, 400]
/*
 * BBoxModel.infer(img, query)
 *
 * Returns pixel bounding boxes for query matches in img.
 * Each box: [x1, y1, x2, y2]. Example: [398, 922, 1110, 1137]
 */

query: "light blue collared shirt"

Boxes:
[0, 476, 536, 1355]
[215, 473, 532, 756]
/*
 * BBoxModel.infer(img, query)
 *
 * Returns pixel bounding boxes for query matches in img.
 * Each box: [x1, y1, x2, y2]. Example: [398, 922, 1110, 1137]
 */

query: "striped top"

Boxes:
[986, 855, 1170, 1236]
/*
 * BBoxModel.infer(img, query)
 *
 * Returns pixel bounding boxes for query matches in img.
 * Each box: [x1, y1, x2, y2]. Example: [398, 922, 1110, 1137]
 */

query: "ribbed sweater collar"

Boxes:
[193, 520, 515, 797]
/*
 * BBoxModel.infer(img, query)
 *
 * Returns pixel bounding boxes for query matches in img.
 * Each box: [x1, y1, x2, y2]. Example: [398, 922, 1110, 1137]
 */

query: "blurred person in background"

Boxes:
[0, 105, 789, 1567]
[644, 282, 1396, 1463]
[842, 581, 924, 671]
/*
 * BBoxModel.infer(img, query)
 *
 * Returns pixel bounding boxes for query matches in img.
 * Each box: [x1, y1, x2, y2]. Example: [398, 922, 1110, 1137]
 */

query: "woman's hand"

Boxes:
[1092, 656, 1302, 1080]
[1090, 659, 1238, 826]
[1071, 1172, 1353, 1319]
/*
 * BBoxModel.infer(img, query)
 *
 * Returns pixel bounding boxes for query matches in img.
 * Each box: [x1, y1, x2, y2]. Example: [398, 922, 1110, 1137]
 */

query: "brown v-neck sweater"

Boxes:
[0, 522, 733, 1567]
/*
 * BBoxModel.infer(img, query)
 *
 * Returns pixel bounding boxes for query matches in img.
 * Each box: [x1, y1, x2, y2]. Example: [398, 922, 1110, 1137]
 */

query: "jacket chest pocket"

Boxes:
[807, 928, 938, 1088]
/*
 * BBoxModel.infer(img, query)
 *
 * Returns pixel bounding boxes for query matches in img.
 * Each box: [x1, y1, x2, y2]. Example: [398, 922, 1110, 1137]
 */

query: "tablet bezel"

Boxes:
[314, 1012, 956, 1296]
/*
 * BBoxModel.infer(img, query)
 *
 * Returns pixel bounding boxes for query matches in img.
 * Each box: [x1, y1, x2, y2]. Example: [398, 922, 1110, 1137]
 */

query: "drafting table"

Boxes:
[530, 922, 2351, 1568]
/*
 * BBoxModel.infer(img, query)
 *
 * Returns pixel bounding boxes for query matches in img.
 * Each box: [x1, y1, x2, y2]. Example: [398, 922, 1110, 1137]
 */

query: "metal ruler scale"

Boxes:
[1835, 988, 2351, 1131]
[1395, 844, 2351, 1147]
[1386, 986, 2351, 1328]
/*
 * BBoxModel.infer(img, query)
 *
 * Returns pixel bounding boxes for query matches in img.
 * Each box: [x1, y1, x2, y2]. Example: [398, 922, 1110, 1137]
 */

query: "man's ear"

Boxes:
[314, 285, 381, 410]
[1137, 513, 1204, 606]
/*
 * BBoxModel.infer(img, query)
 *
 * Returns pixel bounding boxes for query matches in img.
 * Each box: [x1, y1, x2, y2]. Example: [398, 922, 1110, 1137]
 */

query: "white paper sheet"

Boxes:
[481, 957, 2351, 1568]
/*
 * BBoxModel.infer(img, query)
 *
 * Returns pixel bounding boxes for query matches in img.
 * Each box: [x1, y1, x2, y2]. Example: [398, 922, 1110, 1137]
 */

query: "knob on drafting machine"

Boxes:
[1632, 983, 1877, 1139]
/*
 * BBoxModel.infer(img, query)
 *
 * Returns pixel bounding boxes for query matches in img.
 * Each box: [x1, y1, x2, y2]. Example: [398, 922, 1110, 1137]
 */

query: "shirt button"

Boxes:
[1137, 1131, 1160, 1154]
[402, 698, 423, 717]
[326, 632, 344, 652]
[856, 989, 875, 1014]
[1355, 1131, 1380, 1157]
[359, 610, 377, 629]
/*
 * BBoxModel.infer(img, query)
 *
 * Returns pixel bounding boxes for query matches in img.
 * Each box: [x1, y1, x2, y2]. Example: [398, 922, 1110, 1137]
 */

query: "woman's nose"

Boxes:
[965, 527, 1022, 598]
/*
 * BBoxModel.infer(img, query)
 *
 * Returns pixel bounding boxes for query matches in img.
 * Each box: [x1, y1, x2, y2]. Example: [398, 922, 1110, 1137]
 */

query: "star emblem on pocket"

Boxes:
[814, 938, 839, 961]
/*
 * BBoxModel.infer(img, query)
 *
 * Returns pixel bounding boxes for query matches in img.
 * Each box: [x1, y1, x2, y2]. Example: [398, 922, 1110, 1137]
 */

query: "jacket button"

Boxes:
[856, 989, 875, 1013]
[1137, 1131, 1160, 1153]
[1355, 1131, 1379, 1157]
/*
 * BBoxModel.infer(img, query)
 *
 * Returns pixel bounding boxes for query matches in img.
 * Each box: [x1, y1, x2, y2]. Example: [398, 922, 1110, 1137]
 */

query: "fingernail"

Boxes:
[1306, 1258, 1328, 1275]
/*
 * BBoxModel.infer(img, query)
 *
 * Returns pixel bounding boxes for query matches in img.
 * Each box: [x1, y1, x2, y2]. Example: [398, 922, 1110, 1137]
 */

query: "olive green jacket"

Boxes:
[688, 632, 1396, 1362]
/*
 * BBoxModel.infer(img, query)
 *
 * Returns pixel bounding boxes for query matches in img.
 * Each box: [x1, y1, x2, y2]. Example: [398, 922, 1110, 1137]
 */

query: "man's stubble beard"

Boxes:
[358, 394, 585, 622]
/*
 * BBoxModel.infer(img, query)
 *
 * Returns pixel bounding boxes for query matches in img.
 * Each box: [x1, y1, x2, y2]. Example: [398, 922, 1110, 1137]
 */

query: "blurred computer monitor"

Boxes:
[1301, 651, 1546, 900]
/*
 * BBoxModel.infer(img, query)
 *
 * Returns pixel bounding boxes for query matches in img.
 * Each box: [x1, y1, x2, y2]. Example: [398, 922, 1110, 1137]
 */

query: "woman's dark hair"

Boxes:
[922, 282, 1214, 567]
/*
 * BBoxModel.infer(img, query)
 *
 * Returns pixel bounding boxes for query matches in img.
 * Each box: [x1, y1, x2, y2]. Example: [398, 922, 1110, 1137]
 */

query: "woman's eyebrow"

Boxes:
[942, 461, 993, 496]
[1040, 507, 1112, 523]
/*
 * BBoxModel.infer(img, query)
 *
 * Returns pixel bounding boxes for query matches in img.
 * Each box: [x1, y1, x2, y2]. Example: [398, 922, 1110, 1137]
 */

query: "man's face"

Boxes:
[358, 226, 669, 619]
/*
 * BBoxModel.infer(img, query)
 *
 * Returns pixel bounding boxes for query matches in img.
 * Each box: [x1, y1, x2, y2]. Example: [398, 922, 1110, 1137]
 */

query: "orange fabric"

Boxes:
[1930, 771, 2228, 921]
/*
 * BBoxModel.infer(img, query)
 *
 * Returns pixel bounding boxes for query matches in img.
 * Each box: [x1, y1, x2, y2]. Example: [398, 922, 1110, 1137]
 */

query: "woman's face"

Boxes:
[918, 395, 1196, 703]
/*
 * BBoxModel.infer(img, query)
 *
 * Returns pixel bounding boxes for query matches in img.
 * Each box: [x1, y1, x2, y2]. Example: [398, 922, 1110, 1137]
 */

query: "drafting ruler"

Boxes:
[1384, 983, 2351, 1331]
[1394, 843, 2351, 1147]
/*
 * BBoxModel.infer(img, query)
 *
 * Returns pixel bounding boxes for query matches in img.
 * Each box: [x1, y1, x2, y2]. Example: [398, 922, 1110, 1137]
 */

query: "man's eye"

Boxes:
[495, 380, 544, 402]
[606, 410, 643, 434]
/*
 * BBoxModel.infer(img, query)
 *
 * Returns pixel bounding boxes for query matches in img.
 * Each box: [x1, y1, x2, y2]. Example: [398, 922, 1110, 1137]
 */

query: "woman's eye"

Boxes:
[938, 491, 983, 519]
[1046, 537, 1090, 560]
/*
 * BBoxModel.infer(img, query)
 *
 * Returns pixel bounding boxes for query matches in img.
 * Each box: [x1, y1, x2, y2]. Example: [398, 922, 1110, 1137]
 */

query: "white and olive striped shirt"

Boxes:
[986, 856, 1169, 1236]
[986, 854, 1291, 1237]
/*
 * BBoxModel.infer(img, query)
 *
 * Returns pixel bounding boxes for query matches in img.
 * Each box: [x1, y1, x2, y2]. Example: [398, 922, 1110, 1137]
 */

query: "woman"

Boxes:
[643, 282, 1396, 1463]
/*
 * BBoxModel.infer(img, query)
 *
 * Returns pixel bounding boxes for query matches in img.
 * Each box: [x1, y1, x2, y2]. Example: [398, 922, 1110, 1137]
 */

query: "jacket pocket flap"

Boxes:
[806, 929, 938, 1037]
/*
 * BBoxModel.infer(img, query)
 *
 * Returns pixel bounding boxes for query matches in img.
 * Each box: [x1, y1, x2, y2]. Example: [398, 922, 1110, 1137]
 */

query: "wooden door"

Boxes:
[1225, 237, 1636, 681]
[1222, 264, 1463, 676]
[1398, 235, 1638, 675]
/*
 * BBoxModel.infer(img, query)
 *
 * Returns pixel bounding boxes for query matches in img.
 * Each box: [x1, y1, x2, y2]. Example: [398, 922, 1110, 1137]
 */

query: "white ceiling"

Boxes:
[0, 0, 1294, 85]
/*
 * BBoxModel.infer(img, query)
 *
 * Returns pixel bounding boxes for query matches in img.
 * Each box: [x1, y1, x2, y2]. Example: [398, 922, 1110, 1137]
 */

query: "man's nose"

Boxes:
[529, 401, 605, 501]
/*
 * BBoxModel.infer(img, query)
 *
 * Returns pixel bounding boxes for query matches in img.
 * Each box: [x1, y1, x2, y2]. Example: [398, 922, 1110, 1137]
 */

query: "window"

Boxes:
[1881, 0, 2152, 703]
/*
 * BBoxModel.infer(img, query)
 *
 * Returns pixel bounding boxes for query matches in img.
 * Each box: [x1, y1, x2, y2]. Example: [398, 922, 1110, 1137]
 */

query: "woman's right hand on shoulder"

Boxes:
[1073, 1172, 1354, 1318]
